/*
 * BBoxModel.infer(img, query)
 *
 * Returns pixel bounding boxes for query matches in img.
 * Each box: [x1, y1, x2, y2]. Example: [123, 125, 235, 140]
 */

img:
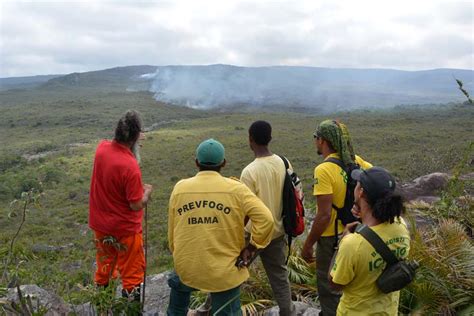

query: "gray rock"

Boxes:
[69, 302, 94, 315]
[31, 243, 74, 254]
[142, 272, 171, 315]
[459, 172, 474, 181]
[69, 271, 172, 315]
[4, 284, 71, 315]
[411, 196, 441, 204]
[400, 172, 449, 202]
[263, 301, 320, 316]
[2, 273, 320, 316]
[61, 261, 82, 273]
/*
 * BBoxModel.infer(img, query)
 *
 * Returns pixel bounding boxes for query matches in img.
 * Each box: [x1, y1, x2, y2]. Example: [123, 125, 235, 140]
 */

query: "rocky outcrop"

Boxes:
[399, 172, 449, 203]
[1, 273, 320, 315]
[2, 285, 71, 315]
[135, 272, 171, 315]
[399, 172, 474, 203]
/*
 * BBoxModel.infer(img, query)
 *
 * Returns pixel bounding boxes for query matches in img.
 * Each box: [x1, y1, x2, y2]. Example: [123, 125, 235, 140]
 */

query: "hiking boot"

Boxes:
[122, 286, 142, 315]
[122, 286, 141, 302]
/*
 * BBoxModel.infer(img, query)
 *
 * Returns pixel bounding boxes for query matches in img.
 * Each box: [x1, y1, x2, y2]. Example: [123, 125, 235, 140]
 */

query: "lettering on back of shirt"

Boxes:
[368, 246, 408, 272]
[177, 200, 232, 217]
[188, 216, 219, 225]
[340, 169, 348, 184]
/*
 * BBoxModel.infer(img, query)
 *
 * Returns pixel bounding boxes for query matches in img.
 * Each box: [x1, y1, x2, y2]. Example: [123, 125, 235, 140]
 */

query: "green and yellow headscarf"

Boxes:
[315, 119, 355, 166]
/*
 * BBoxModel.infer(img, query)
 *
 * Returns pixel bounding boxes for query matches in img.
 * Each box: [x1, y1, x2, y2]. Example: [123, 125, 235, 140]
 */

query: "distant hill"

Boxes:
[2, 64, 473, 111]
[0, 74, 62, 91]
[42, 65, 158, 91]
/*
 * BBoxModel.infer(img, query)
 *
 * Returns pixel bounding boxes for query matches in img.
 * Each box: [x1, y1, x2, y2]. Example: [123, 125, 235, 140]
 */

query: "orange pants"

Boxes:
[93, 230, 145, 291]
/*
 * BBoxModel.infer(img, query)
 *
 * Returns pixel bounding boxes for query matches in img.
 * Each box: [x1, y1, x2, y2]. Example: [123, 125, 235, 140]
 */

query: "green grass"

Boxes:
[0, 86, 473, 304]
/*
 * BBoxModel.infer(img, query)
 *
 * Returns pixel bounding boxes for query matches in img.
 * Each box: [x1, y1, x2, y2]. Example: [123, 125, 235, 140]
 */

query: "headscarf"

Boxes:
[315, 119, 355, 166]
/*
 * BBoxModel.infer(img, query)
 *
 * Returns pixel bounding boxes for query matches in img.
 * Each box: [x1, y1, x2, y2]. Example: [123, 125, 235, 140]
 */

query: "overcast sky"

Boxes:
[0, 0, 472, 77]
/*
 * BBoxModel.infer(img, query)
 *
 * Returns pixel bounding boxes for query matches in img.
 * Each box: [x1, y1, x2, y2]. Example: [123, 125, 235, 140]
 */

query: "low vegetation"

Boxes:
[0, 85, 473, 313]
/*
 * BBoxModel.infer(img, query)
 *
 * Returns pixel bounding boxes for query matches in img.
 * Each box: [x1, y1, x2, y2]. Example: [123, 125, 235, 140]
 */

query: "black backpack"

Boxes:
[278, 155, 305, 262]
[324, 158, 360, 244]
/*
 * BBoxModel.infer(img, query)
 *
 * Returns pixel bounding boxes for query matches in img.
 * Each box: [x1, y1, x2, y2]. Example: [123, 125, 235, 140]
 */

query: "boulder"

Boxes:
[399, 172, 449, 202]
[3, 284, 71, 315]
[141, 272, 172, 315]
[68, 272, 171, 315]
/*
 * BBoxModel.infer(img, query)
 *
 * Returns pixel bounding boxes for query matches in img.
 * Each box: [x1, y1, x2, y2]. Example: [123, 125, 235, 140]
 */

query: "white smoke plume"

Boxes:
[143, 65, 474, 111]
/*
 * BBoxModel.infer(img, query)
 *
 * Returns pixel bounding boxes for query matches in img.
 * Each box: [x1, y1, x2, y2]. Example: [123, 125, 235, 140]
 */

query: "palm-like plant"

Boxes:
[188, 243, 318, 315]
[400, 218, 474, 315]
[240, 244, 317, 314]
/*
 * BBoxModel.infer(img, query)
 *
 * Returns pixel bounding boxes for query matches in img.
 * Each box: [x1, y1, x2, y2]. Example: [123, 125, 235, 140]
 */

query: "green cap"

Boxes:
[196, 138, 225, 166]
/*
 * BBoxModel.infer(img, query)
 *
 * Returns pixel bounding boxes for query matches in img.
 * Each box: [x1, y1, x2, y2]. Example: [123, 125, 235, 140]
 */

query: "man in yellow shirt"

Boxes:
[241, 120, 296, 315]
[302, 120, 372, 316]
[329, 167, 410, 315]
[167, 138, 274, 315]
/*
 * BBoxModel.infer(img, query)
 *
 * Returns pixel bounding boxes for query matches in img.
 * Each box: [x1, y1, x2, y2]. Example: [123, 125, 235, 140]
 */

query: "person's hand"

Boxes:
[144, 184, 153, 191]
[143, 184, 153, 204]
[236, 244, 257, 268]
[301, 242, 316, 263]
[342, 222, 359, 237]
[351, 204, 361, 219]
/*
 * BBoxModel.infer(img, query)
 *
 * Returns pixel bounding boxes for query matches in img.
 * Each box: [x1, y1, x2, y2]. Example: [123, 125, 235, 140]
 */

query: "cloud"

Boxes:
[0, 0, 472, 77]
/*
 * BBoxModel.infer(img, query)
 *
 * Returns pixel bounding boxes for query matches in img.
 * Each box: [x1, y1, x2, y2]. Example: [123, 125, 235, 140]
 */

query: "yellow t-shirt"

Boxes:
[168, 171, 274, 292]
[313, 154, 372, 237]
[240, 154, 289, 239]
[330, 219, 410, 316]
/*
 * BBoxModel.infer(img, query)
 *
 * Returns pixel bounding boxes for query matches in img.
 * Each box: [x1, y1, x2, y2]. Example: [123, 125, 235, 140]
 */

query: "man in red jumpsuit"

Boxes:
[89, 110, 153, 304]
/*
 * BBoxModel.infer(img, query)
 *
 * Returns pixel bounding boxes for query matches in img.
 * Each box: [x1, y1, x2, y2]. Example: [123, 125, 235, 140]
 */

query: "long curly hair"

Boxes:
[367, 192, 405, 224]
[114, 110, 143, 144]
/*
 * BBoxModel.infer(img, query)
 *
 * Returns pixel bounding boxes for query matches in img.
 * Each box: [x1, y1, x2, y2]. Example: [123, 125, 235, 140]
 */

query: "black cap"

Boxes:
[351, 167, 396, 201]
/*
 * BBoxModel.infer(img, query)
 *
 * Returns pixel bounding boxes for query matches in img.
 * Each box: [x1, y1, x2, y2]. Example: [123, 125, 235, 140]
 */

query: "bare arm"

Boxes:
[328, 274, 344, 291]
[130, 184, 153, 211]
[301, 194, 333, 262]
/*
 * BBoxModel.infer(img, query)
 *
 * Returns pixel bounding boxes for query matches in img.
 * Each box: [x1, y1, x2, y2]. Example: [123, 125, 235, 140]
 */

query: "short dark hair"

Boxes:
[249, 120, 272, 145]
[367, 192, 405, 224]
[197, 161, 223, 172]
[114, 110, 142, 144]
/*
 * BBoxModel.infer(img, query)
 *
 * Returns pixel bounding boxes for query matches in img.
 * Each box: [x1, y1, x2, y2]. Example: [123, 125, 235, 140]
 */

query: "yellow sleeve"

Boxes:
[313, 164, 334, 196]
[355, 155, 373, 170]
[240, 185, 274, 249]
[240, 167, 256, 195]
[168, 188, 176, 254]
[330, 234, 358, 285]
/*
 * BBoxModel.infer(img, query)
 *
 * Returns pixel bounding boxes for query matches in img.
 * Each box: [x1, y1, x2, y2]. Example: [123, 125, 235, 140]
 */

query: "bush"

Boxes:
[0, 155, 23, 173]
[40, 165, 65, 185]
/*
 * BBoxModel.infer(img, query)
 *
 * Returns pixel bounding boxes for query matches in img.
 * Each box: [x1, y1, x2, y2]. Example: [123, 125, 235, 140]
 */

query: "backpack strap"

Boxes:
[277, 154, 291, 264]
[324, 157, 345, 170]
[322, 157, 346, 248]
[323, 157, 346, 212]
[356, 225, 399, 265]
[278, 155, 290, 170]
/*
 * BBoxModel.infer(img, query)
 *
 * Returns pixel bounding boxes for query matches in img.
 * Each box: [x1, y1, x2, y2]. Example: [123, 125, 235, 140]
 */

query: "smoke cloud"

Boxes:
[145, 65, 474, 110]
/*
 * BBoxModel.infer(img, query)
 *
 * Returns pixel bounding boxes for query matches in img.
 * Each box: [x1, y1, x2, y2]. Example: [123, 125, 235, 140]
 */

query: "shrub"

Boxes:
[400, 219, 474, 315]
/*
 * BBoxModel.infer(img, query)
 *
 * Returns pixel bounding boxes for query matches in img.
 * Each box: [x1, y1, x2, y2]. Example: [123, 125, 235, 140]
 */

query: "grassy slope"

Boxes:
[0, 86, 473, 302]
